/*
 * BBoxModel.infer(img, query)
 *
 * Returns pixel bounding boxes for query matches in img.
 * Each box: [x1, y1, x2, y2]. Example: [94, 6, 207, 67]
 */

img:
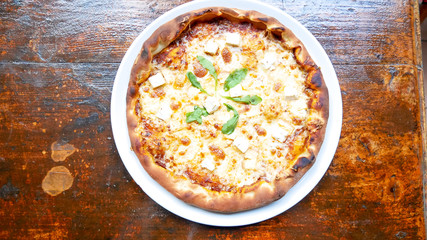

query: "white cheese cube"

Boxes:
[148, 73, 166, 88]
[226, 33, 241, 46]
[201, 157, 216, 171]
[271, 125, 290, 142]
[290, 100, 308, 118]
[244, 149, 258, 160]
[261, 52, 277, 70]
[203, 97, 220, 114]
[204, 40, 219, 55]
[284, 85, 299, 98]
[160, 69, 174, 82]
[228, 84, 245, 97]
[156, 103, 172, 121]
[243, 159, 257, 169]
[224, 131, 237, 140]
[233, 136, 249, 153]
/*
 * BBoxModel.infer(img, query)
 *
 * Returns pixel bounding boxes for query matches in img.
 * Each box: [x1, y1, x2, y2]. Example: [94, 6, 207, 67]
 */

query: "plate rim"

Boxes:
[111, 0, 342, 227]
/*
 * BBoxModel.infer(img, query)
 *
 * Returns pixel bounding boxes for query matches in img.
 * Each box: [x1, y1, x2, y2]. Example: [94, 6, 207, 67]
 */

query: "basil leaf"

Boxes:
[185, 105, 209, 124]
[224, 68, 248, 91]
[197, 56, 218, 79]
[224, 95, 262, 105]
[197, 55, 218, 91]
[186, 71, 210, 95]
[221, 103, 239, 135]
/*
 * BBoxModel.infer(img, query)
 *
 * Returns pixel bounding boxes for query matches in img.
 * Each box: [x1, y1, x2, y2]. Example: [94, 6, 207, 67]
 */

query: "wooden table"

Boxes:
[1, 0, 426, 238]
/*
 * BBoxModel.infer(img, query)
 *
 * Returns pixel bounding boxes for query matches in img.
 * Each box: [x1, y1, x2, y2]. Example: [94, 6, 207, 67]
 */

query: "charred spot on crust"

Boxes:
[271, 27, 286, 37]
[257, 17, 269, 23]
[270, 30, 282, 40]
[310, 70, 323, 88]
[140, 47, 149, 59]
[204, 8, 214, 13]
[310, 136, 316, 144]
[314, 100, 323, 110]
[129, 86, 136, 97]
[291, 155, 314, 172]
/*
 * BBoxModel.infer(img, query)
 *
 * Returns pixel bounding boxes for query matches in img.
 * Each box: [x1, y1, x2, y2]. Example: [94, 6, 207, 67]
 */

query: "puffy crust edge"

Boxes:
[126, 7, 329, 212]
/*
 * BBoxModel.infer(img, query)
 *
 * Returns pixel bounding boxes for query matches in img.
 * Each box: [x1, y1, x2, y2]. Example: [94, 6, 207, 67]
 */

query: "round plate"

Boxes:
[111, 0, 342, 227]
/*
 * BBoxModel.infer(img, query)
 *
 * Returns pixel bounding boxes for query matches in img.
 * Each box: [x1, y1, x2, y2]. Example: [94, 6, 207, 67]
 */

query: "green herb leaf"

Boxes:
[186, 71, 210, 95]
[224, 68, 248, 91]
[223, 95, 262, 105]
[185, 105, 209, 124]
[197, 56, 218, 91]
[221, 103, 239, 135]
[197, 56, 218, 80]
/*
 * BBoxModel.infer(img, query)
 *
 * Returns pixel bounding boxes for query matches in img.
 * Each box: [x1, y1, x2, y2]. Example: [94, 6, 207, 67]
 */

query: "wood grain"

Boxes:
[0, 0, 420, 66]
[0, 0, 425, 239]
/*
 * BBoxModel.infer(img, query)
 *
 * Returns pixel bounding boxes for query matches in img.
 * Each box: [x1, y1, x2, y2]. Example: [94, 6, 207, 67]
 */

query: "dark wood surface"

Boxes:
[1, 0, 426, 239]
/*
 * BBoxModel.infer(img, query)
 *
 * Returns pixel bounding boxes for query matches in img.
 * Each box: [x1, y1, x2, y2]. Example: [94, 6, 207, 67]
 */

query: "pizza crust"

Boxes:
[127, 7, 329, 212]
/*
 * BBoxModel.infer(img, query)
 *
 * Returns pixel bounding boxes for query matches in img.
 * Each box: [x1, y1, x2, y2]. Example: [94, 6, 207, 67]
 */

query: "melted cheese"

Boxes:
[135, 20, 320, 190]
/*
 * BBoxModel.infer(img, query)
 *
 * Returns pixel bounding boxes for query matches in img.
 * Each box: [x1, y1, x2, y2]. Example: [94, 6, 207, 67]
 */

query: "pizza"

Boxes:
[126, 7, 329, 212]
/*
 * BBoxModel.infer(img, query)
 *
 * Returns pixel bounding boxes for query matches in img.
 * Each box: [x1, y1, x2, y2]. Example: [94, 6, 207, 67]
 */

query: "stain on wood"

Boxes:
[42, 166, 74, 196]
[0, 0, 425, 239]
[51, 140, 76, 162]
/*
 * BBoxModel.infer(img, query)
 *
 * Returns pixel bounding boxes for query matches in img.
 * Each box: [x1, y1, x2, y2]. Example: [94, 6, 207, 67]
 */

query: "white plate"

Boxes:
[111, 0, 342, 227]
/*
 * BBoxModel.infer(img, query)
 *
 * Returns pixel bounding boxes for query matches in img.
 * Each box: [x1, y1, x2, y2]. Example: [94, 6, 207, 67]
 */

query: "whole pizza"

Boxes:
[126, 7, 329, 212]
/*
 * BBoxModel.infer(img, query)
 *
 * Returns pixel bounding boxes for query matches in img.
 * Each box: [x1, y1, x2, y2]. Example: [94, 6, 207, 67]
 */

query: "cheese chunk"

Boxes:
[289, 99, 308, 118]
[233, 136, 249, 153]
[201, 157, 216, 171]
[271, 125, 291, 142]
[226, 33, 241, 46]
[148, 73, 166, 88]
[243, 149, 259, 169]
[284, 84, 299, 98]
[228, 84, 245, 97]
[224, 131, 237, 140]
[203, 97, 220, 114]
[243, 159, 257, 169]
[156, 103, 172, 121]
[204, 40, 219, 55]
[261, 52, 276, 70]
